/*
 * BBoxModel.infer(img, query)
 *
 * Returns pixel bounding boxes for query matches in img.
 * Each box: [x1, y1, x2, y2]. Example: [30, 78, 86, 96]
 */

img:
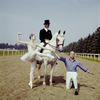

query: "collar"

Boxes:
[69, 58, 76, 62]
[44, 28, 48, 32]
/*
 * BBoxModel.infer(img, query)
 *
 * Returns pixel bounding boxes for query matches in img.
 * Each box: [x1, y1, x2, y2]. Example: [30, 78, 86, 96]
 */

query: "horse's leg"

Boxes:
[50, 63, 56, 86]
[43, 60, 47, 85]
[28, 61, 36, 89]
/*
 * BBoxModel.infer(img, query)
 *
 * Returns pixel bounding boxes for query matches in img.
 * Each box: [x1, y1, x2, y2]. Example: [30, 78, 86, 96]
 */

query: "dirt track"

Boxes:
[0, 54, 100, 100]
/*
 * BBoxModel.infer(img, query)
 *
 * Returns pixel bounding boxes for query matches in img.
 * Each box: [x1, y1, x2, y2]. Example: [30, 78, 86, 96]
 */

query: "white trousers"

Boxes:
[66, 72, 78, 89]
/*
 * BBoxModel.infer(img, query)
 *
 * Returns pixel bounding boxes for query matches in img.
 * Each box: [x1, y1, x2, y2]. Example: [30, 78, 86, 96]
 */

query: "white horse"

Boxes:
[36, 30, 65, 86]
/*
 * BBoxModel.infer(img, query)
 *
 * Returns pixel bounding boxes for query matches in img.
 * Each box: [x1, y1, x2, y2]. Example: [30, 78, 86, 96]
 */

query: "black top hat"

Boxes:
[44, 20, 50, 25]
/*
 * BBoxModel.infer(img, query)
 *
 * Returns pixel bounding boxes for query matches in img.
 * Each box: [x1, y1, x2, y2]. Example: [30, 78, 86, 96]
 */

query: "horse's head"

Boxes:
[56, 30, 65, 52]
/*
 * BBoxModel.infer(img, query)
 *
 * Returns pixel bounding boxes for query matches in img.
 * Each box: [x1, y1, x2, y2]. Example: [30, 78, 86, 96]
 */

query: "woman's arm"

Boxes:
[53, 52, 60, 59]
[17, 32, 29, 45]
[36, 44, 60, 59]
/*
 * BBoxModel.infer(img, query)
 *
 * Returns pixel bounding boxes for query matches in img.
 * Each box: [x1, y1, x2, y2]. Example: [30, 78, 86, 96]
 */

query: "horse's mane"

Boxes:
[50, 32, 58, 42]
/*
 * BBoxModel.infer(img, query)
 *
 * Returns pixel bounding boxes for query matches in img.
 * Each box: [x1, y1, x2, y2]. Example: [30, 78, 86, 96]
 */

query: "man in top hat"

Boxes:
[39, 20, 52, 43]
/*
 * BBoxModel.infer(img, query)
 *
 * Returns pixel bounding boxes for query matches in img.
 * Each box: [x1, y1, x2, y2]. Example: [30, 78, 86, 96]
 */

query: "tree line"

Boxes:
[0, 43, 27, 50]
[63, 27, 100, 53]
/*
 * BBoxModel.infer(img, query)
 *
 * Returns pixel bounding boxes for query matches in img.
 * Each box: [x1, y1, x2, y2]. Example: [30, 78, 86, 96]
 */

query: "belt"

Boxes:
[45, 39, 49, 41]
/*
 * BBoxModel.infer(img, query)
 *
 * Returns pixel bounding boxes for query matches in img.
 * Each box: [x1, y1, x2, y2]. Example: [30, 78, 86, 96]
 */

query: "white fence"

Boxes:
[75, 53, 100, 61]
[0, 49, 27, 56]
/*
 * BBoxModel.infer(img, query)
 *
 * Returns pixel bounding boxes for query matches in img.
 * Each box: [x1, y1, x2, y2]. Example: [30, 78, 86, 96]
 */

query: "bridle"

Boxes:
[48, 35, 65, 50]
[56, 35, 65, 48]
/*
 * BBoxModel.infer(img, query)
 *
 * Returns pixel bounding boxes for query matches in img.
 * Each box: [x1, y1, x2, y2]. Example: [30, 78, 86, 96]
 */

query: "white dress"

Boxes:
[20, 43, 37, 62]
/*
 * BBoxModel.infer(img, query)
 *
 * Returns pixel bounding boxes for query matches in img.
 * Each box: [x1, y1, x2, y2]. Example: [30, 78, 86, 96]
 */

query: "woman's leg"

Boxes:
[28, 61, 36, 89]
[28, 51, 37, 62]
[29, 51, 54, 62]
[21, 53, 30, 62]
[36, 51, 54, 59]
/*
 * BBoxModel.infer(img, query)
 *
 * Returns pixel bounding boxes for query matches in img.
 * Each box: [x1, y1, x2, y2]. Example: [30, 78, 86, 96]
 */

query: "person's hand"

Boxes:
[89, 72, 95, 75]
[87, 70, 94, 75]
[51, 50, 55, 53]
[18, 32, 22, 35]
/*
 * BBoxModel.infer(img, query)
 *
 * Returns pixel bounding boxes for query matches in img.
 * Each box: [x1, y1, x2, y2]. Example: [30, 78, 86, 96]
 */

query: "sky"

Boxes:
[0, 0, 100, 46]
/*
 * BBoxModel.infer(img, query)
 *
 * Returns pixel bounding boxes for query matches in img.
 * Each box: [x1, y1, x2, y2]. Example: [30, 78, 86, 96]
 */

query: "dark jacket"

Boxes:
[39, 28, 52, 43]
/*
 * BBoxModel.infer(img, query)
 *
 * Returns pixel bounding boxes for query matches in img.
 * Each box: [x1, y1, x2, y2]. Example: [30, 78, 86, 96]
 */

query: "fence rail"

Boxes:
[75, 53, 100, 61]
[0, 49, 27, 56]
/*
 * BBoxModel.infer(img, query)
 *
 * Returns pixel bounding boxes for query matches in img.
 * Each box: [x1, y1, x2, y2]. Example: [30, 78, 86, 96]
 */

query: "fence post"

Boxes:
[3, 50, 5, 56]
[82, 54, 84, 57]
[87, 54, 89, 58]
[90, 54, 92, 59]
[7, 50, 9, 56]
[15, 51, 16, 55]
[98, 55, 100, 61]
[23, 51, 24, 54]
[84, 54, 86, 58]
[21, 51, 22, 55]
[94, 55, 95, 60]
[16, 51, 18, 55]
[18, 51, 19, 55]
[12, 50, 13, 55]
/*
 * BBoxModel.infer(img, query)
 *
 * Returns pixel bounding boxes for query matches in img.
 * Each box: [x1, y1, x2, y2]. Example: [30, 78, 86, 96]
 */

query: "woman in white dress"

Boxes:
[17, 32, 54, 62]
[17, 32, 54, 88]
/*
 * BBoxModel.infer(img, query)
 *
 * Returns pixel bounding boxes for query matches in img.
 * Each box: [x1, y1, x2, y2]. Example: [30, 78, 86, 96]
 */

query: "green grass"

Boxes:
[0, 50, 26, 56]
[0, 50, 3, 56]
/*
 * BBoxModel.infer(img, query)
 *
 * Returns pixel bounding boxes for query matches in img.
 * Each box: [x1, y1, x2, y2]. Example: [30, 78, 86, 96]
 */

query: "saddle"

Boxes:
[40, 42, 48, 53]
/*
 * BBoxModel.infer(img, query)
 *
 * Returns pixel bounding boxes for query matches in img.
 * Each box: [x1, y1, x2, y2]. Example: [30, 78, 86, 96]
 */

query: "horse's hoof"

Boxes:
[43, 82, 46, 86]
[28, 82, 33, 89]
[50, 83, 52, 86]
[38, 76, 40, 79]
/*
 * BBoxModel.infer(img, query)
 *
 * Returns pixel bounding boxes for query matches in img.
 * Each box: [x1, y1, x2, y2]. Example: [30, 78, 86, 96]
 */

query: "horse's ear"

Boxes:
[63, 31, 66, 35]
[58, 30, 60, 34]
